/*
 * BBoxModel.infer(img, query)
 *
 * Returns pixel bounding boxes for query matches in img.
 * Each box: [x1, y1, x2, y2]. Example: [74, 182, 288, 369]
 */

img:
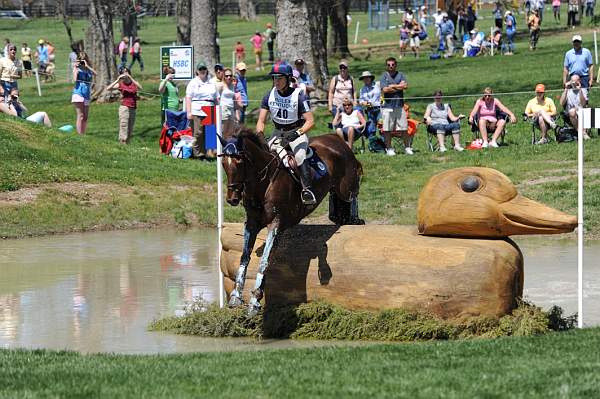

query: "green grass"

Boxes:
[1, 327, 600, 398]
[1, 14, 599, 238]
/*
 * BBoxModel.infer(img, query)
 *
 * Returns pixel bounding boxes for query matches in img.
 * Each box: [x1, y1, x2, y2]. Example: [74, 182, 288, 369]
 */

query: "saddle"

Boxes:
[279, 146, 328, 182]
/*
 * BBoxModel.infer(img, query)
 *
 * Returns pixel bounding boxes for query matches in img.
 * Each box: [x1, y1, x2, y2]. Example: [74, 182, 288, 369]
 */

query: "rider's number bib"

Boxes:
[268, 87, 300, 126]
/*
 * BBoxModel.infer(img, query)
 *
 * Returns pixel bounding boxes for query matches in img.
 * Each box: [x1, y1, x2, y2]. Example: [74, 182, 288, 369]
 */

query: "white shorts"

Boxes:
[26, 111, 46, 124]
[410, 36, 420, 47]
[268, 131, 309, 166]
[71, 94, 90, 106]
[381, 107, 408, 132]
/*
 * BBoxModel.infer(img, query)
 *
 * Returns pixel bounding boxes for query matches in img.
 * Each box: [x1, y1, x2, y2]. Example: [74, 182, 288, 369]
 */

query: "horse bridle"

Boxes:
[219, 142, 249, 196]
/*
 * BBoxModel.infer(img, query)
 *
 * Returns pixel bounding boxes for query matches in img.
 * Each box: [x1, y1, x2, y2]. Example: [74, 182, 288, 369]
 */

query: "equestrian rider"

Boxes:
[256, 62, 316, 205]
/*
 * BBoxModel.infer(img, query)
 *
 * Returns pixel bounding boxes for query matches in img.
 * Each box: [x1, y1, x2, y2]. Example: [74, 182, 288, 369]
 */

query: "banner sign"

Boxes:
[160, 46, 194, 80]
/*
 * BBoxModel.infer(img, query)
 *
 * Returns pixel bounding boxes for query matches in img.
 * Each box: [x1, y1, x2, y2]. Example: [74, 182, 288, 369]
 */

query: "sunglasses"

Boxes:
[224, 74, 233, 78]
[343, 104, 353, 107]
[386, 63, 396, 67]
[339, 65, 348, 69]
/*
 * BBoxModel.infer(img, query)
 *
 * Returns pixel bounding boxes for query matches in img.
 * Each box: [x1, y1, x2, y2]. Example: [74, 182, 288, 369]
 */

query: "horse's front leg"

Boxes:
[228, 223, 259, 307]
[247, 223, 279, 317]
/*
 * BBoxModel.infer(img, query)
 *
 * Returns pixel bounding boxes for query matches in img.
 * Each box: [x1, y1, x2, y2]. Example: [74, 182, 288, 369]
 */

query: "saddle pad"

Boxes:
[307, 147, 328, 180]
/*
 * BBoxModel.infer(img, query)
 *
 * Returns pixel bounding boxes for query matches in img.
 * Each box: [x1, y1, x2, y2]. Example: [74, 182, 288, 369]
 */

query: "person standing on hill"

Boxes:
[159, 66, 179, 125]
[235, 62, 248, 123]
[553, 0, 561, 21]
[128, 38, 144, 72]
[20, 42, 32, 77]
[528, 10, 541, 51]
[563, 35, 594, 89]
[440, 13, 455, 58]
[234, 41, 245, 64]
[504, 10, 516, 55]
[107, 67, 143, 144]
[380, 57, 411, 156]
[118, 37, 129, 69]
[250, 31, 265, 71]
[264, 23, 276, 63]
[0, 44, 23, 98]
[493, 2, 503, 29]
[34, 39, 49, 75]
[71, 54, 96, 135]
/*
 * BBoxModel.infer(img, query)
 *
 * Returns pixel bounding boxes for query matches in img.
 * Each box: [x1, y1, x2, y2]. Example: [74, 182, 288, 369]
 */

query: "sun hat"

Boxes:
[38, 39, 44, 44]
[358, 70, 375, 80]
[572, 34, 583, 42]
[535, 83, 545, 93]
[504, 10, 512, 16]
[236, 62, 247, 70]
[339, 59, 349, 67]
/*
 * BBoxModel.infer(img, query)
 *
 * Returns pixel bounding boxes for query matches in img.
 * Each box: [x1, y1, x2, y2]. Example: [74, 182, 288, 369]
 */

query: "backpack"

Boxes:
[368, 135, 386, 153]
[418, 29, 428, 41]
[555, 126, 577, 143]
[270, 30, 276, 40]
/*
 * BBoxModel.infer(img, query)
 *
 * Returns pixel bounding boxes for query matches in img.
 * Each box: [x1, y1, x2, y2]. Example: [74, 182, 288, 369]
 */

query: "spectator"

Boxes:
[560, 74, 590, 139]
[380, 56, 411, 156]
[128, 38, 143, 72]
[563, 35, 594, 89]
[440, 13, 455, 58]
[264, 23, 276, 63]
[3, 38, 9, 58]
[424, 90, 464, 152]
[46, 41, 55, 63]
[504, 10, 516, 55]
[463, 29, 483, 57]
[328, 59, 356, 117]
[34, 39, 49, 75]
[466, 5, 477, 32]
[586, 0, 595, 18]
[358, 70, 381, 138]
[210, 63, 224, 86]
[250, 31, 265, 71]
[468, 87, 517, 148]
[418, 5, 428, 27]
[457, 6, 467, 38]
[553, 0, 561, 22]
[71, 54, 96, 135]
[0, 44, 23, 97]
[531, 0, 544, 23]
[107, 66, 142, 144]
[409, 19, 422, 58]
[220, 67, 239, 139]
[484, 28, 502, 54]
[159, 66, 179, 125]
[525, 83, 557, 145]
[118, 37, 129, 69]
[332, 97, 366, 149]
[433, 8, 444, 38]
[568, 0, 579, 28]
[234, 62, 248, 123]
[403, 8, 414, 24]
[20, 42, 32, 78]
[234, 41, 245, 64]
[293, 58, 315, 95]
[1, 88, 52, 127]
[399, 21, 410, 58]
[493, 2, 503, 29]
[185, 61, 220, 159]
[68, 44, 78, 82]
[528, 10, 541, 51]
[290, 70, 307, 95]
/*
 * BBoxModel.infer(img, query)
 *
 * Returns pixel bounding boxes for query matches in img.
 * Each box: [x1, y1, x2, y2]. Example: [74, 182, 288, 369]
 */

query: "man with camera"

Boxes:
[560, 74, 590, 139]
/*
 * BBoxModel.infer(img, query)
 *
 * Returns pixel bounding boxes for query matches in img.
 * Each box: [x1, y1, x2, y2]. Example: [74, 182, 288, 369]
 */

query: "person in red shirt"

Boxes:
[107, 66, 142, 144]
[234, 41, 245, 64]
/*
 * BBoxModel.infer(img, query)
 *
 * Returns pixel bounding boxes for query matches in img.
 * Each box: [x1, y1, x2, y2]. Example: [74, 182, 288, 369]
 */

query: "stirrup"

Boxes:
[301, 189, 317, 205]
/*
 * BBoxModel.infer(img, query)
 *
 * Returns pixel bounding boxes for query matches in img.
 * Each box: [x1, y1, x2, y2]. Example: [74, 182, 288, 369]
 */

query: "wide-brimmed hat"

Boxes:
[572, 34, 583, 42]
[358, 71, 375, 80]
[236, 62, 247, 71]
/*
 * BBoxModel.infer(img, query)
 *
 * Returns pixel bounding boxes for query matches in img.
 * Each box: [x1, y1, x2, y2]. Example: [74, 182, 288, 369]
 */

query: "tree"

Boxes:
[328, 0, 351, 58]
[176, 0, 191, 44]
[190, 0, 218, 67]
[86, 0, 118, 102]
[55, 0, 75, 45]
[276, 0, 329, 96]
[238, 0, 256, 21]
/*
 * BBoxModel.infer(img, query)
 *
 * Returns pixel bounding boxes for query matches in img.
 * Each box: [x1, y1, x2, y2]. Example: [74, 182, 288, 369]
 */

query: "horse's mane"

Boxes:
[235, 127, 269, 151]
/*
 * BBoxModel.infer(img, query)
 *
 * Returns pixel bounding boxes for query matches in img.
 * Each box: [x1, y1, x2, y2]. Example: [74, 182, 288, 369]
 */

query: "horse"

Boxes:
[218, 128, 364, 316]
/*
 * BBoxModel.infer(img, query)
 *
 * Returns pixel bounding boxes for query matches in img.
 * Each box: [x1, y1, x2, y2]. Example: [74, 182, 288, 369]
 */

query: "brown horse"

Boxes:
[219, 128, 363, 315]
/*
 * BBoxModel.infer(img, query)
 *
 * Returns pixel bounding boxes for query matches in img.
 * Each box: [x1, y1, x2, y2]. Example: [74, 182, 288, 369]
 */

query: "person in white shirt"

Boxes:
[185, 61, 220, 159]
[332, 97, 366, 149]
[560, 74, 590, 139]
[463, 29, 483, 57]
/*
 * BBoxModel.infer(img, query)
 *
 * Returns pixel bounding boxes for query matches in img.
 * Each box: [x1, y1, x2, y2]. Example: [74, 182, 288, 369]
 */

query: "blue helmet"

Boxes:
[269, 62, 293, 77]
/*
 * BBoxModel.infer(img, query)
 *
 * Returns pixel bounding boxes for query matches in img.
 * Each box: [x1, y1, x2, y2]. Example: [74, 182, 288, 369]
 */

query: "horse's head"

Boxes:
[219, 135, 246, 206]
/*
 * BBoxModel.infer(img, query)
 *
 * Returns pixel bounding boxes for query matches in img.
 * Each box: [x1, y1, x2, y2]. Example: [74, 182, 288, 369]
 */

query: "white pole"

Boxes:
[595, 31, 599, 66]
[577, 109, 584, 328]
[34, 69, 42, 96]
[491, 26, 494, 57]
[216, 105, 225, 308]
[354, 21, 360, 45]
[232, 51, 235, 72]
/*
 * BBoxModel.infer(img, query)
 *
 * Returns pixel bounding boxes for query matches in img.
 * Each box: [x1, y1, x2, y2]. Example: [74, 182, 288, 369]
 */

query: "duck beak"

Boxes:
[498, 195, 577, 235]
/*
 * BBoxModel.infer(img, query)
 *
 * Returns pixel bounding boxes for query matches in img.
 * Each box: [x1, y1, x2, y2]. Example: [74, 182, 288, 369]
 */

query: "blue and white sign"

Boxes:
[160, 45, 194, 80]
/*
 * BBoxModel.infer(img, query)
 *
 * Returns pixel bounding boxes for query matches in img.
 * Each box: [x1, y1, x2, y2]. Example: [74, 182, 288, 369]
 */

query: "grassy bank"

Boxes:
[1, 327, 600, 398]
[1, 15, 599, 238]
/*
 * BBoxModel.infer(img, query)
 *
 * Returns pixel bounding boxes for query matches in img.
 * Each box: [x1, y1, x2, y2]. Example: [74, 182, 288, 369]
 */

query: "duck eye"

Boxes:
[461, 176, 480, 192]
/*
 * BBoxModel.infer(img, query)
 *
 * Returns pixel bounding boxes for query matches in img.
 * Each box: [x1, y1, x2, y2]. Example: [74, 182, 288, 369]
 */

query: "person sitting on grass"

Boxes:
[107, 66, 142, 145]
[560, 74, 590, 139]
[423, 90, 464, 152]
[468, 87, 517, 148]
[525, 83, 557, 145]
[0, 88, 52, 127]
[332, 98, 366, 149]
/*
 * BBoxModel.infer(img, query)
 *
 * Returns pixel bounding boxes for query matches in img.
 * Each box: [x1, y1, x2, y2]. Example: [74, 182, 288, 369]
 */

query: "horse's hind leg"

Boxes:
[334, 162, 364, 225]
[247, 224, 278, 317]
[228, 223, 259, 307]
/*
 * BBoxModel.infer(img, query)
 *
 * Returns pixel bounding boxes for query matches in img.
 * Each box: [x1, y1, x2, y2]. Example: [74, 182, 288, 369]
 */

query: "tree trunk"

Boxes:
[86, 0, 118, 102]
[239, 0, 256, 21]
[328, 0, 351, 58]
[121, 7, 137, 38]
[176, 0, 191, 44]
[190, 0, 218, 67]
[276, 0, 329, 96]
[55, 0, 74, 45]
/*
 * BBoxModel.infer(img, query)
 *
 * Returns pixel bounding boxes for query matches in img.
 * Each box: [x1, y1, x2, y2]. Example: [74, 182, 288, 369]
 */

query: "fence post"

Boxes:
[34, 68, 42, 97]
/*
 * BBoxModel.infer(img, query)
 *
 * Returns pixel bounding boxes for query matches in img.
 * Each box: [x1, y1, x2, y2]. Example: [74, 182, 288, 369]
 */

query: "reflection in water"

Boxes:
[0, 229, 598, 354]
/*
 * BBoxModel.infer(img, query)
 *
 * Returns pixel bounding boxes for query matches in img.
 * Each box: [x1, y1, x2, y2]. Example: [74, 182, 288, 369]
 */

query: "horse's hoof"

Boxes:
[247, 300, 261, 318]
[228, 295, 244, 308]
[350, 218, 366, 225]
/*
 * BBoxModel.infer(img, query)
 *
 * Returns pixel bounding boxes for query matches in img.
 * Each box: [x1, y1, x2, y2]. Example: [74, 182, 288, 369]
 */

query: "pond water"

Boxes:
[0, 228, 597, 354]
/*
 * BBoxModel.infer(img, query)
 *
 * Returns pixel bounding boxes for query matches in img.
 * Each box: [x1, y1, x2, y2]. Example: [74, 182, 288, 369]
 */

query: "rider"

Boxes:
[256, 61, 316, 205]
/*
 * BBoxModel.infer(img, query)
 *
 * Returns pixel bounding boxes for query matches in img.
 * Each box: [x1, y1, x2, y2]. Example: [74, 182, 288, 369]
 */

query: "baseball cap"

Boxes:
[38, 39, 44, 44]
[535, 83, 545, 93]
[572, 34, 583, 42]
[214, 63, 224, 71]
[236, 62, 247, 71]
[470, 29, 477, 34]
[196, 61, 207, 70]
[294, 58, 305, 64]
[339, 59, 349, 68]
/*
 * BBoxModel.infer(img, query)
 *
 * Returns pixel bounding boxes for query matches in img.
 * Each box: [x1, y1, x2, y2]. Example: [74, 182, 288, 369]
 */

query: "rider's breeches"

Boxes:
[268, 132, 308, 166]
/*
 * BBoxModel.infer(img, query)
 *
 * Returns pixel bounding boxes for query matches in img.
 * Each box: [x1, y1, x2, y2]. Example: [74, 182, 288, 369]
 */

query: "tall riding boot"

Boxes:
[299, 162, 317, 205]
